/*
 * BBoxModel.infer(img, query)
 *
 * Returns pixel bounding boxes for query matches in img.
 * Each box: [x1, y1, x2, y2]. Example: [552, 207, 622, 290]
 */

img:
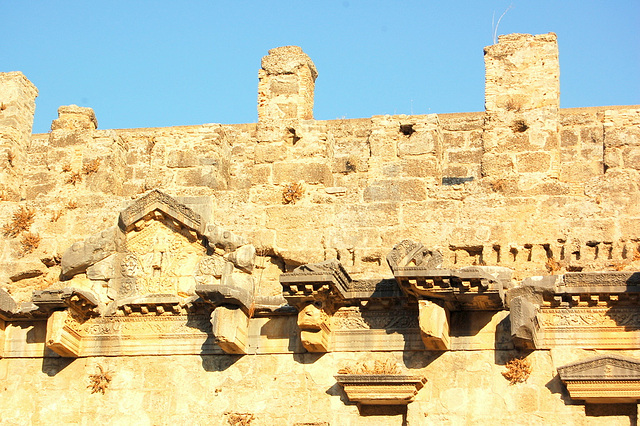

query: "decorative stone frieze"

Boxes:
[508, 272, 640, 349]
[557, 355, 640, 403]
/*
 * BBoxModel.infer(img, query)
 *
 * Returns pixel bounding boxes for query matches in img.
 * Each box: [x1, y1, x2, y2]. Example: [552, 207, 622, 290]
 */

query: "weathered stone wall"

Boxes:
[1, 32, 640, 425]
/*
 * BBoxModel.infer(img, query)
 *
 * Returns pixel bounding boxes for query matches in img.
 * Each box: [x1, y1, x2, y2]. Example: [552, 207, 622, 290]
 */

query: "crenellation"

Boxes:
[1, 34, 640, 424]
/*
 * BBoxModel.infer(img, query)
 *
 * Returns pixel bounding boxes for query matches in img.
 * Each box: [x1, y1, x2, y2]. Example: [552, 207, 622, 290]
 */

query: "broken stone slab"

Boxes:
[509, 295, 538, 349]
[225, 244, 256, 273]
[204, 225, 248, 252]
[32, 287, 103, 318]
[196, 281, 254, 314]
[0, 289, 17, 319]
[61, 226, 117, 278]
[386, 239, 443, 271]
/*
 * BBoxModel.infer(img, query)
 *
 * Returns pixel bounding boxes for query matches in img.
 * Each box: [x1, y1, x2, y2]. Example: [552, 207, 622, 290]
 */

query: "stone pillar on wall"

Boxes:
[0, 72, 38, 200]
[257, 46, 317, 142]
[482, 33, 560, 179]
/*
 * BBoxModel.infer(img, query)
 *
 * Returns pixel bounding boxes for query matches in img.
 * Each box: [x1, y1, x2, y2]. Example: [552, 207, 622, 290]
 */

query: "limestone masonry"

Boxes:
[1, 33, 640, 425]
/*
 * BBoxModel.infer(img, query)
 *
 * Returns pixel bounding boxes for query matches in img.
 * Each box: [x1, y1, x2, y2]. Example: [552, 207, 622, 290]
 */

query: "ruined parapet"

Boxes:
[0, 72, 38, 199]
[482, 33, 560, 179]
[257, 46, 317, 142]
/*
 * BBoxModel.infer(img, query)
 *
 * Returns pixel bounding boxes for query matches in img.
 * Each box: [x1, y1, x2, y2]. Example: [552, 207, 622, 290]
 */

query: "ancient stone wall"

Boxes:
[1, 33, 640, 425]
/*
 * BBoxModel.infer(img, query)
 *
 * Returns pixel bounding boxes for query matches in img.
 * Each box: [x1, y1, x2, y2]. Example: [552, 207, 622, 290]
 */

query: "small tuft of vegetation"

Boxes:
[511, 119, 529, 133]
[66, 171, 83, 186]
[61, 164, 72, 173]
[225, 412, 254, 426]
[88, 364, 112, 394]
[66, 200, 78, 210]
[7, 151, 14, 167]
[502, 356, 532, 384]
[282, 182, 304, 204]
[2, 206, 35, 237]
[19, 232, 41, 255]
[545, 257, 562, 273]
[82, 158, 101, 175]
[51, 210, 63, 222]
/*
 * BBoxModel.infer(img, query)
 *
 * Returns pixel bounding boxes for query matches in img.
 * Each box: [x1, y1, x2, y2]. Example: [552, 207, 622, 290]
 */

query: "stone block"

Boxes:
[401, 157, 439, 178]
[272, 161, 332, 186]
[516, 151, 551, 173]
[167, 150, 197, 168]
[61, 227, 117, 278]
[267, 204, 333, 230]
[51, 105, 97, 131]
[255, 142, 286, 164]
[336, 203, 400, 228]
[481, 153, 514, 176]
[363, 179, 426, 202]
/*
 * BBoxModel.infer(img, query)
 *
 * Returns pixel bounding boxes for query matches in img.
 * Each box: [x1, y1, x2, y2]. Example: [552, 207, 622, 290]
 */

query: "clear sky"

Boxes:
[2, 1, 639, 134]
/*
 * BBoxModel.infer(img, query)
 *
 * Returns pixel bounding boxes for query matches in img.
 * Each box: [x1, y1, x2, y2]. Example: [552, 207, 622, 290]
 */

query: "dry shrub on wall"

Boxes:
[2, 206, 35, 237]
[502, 356, 532, 384]
[82, 158, 101, 175]
[66, 171, 83, 185]
[88, 364, 112, 394]
[225, 412, 254, 426]
[338, 358, 400, 375]
[282, 182, 304, 204]
[19, 232, 41, 255]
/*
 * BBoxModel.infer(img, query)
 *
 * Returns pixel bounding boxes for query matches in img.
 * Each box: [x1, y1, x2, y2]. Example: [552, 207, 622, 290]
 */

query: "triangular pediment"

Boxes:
[558, 355, 640, 381]
[119, 189, 204, 235]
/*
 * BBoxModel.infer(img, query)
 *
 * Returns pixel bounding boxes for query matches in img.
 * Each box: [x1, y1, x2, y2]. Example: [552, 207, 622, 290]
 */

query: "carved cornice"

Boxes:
[334, 374, 427, 406]
[508, 272, 640, 350]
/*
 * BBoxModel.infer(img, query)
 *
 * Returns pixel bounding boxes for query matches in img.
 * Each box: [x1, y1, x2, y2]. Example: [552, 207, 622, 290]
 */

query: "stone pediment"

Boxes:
[558, 355, 640, 381]
[119, 189, 204, 234]
[557, 355, 640, 403]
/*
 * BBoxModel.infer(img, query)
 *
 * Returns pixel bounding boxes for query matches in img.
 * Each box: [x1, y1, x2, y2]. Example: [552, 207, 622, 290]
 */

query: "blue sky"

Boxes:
[2, 1, 639, 134]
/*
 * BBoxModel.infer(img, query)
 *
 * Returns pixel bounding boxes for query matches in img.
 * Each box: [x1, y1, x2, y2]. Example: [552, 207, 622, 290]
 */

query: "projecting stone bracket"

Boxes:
[210, 305, 249, 355]
[46, 310, 81, 357]
[280, 259, 352, 353]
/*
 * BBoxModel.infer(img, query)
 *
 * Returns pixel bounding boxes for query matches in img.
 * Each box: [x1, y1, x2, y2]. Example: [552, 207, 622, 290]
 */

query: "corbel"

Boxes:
[36, 288, 103, 357]
[196, 268, 255, 355]
[280, 259, 351, 353]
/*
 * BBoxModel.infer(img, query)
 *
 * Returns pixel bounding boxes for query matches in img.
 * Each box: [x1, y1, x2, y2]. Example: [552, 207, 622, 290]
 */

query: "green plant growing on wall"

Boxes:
[88, 364, 112, 394]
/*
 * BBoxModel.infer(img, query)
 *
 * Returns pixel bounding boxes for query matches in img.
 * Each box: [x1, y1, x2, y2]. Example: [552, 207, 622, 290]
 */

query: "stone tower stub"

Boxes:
[482, 33, 561, 178]
[258, 46, 318, 122]
[0, 72, 38, 199]
[484, 33, 559, 113]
